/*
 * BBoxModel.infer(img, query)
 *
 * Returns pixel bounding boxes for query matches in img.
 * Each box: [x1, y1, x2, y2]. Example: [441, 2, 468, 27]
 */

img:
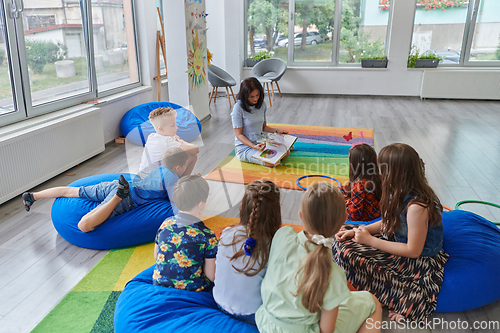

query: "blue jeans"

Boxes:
[78, 180, 135, 220]
[216, 303, 256, 326]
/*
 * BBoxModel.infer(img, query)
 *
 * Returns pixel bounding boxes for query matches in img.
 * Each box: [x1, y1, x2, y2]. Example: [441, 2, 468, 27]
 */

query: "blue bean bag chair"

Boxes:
[114, 264, 258, 333]
[51, 173, 174, 250]
[435, 210, 500, 312]
[120, 102, 202, 146]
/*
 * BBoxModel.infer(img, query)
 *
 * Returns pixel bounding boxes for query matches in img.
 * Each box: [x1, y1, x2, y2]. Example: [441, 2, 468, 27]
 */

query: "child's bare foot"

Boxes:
[388, 310, 405, 322]
[116, 175, 130, 199]
[22, 192, 36, 211]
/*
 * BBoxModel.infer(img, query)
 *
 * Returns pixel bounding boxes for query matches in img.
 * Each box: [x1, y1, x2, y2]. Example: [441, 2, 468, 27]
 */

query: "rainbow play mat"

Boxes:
[206, 124, 374, 190]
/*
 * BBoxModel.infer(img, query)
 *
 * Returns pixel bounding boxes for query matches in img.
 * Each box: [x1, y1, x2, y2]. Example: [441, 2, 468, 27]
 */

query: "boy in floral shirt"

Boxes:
[153, 175, 217, 291]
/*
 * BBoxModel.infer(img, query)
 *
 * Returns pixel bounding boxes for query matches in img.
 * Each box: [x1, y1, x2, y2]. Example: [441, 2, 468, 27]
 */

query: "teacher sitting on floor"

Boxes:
[231, 77, 290, 167]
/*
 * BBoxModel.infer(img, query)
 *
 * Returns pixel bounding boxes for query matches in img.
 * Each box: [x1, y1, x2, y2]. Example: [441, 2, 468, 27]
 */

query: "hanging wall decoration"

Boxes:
[186, 30, 207, 88]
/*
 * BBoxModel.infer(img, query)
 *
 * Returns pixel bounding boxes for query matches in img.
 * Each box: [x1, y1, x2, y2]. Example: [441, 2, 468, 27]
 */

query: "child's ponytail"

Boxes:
[224, 180, 281, 276]
[295, 182, 346, 313]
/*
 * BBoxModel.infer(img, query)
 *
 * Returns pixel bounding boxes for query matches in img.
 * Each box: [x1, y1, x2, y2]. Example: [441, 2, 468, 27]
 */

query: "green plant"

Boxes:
[251, 51, 273, 61]
[25, 40, 65, 74]
[407, 48, 443, 68]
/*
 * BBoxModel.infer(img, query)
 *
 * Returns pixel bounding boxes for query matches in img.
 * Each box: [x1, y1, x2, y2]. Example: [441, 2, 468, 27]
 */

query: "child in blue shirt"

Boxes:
[153, 175, 218, 292]
[22, 147, 190, 233]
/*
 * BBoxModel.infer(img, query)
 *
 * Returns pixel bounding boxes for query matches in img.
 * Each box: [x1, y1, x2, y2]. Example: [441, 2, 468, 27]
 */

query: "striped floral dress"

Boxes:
[333, 225, 449, 322]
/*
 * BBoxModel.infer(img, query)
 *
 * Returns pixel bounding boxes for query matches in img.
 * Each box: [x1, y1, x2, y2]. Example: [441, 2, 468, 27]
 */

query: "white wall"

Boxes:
[206, 0, 244, 93]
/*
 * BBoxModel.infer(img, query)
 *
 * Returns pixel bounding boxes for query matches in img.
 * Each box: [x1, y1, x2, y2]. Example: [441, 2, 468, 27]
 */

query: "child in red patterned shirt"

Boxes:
[338, 143, 382, 221]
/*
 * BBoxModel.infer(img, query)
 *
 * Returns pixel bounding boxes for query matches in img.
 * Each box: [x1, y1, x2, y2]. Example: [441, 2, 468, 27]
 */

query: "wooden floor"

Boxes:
[1, 94, 499, 332]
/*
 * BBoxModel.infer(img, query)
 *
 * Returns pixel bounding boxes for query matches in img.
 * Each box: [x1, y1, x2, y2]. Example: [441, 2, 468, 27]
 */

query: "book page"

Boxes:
[253, 142, 288, 164]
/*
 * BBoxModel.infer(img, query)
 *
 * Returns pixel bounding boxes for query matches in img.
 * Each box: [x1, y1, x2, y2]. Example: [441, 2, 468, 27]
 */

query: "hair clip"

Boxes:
[244, 237, 256, 256]
[350, 141, 365, 149]
[311, 234, 334, 249]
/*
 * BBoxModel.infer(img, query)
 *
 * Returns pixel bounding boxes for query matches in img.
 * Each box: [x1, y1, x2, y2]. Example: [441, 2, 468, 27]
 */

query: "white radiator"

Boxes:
[0, 107, 105, 205]
[421, 70, 500, 100]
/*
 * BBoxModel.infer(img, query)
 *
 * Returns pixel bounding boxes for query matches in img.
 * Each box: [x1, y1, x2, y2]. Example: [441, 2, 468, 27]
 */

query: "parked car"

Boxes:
[424, 49, 460, 64]
[275, 33, 287, 46]
[253, 35, 267, 48]
[277, 31, 323, 47]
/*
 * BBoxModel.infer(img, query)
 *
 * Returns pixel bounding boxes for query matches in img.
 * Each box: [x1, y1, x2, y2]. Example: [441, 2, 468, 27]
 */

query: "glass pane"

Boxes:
[247, 0, 289, 63]
[468, 0, 500, 62]
[92, 0, 139, 92]
[339, 0, 389, 64]
[293, 0, 334, 62]
[0, 9, 15, 116]
[23, 0, 90, 106]
[410, 0, 469, 65]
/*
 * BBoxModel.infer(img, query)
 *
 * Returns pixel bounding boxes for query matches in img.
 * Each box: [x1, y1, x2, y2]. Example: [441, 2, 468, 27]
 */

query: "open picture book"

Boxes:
[253, 133, 297, 165]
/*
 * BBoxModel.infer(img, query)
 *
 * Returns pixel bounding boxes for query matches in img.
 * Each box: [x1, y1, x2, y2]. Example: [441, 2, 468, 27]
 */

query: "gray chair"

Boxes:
[251, 58, 287, 106]
[207, 65, 237, 108]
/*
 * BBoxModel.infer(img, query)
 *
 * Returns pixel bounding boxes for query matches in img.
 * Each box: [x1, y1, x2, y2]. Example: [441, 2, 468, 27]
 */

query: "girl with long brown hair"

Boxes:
[339, 143, 382, 221]
[255, 182, 382, 333]
[213, 180, 282, 325]
[335, 143, 449, 322]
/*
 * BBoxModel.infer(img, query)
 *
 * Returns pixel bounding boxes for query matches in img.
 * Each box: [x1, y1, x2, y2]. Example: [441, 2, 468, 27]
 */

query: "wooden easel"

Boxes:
[154, 7, 168, 101]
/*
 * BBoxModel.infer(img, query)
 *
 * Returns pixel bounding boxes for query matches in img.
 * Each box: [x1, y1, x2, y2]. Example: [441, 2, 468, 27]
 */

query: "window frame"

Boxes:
[24, 0, 96, 118]
[94, 0, 142, 98]
[0, 0, 27, 125]
[0, 0, 142, 128]
[409, 0, 500, 68]
[244, 0, 393, 68]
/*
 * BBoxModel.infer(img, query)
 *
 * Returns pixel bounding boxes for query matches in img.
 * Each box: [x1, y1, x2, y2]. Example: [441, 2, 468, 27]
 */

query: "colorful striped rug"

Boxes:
[205, 124, 374, 190]
[32, 216, 304, 333]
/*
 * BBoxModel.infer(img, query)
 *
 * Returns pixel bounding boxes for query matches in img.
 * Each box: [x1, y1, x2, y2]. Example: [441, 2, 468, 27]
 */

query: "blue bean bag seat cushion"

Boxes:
[435, 210, 500, 312]
[120, 102, 202, 146]
[51, 173, 173, 250]
[114, 264, 258, 333]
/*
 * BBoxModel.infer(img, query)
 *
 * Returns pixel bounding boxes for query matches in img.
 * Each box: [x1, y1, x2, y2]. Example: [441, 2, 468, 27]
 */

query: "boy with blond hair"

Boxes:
[138, 107, 199, 178]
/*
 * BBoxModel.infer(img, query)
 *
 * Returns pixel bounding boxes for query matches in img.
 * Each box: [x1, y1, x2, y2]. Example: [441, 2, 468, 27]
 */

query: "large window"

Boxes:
[0, 0, 140, 127]
[408, 0, 500, 66]
[468, 0, 500, 62]
[245, 0, 391, 66]
[246, 0, 289, 62]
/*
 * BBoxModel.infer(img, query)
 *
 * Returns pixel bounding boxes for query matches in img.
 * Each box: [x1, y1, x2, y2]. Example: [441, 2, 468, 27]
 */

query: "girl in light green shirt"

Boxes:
[255, 182, 382, 333]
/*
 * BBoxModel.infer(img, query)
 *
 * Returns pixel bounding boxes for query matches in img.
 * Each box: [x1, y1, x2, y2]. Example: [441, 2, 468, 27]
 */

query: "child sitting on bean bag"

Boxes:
[153, 175, 218, 292]
[138, 107, 199, 179]
[23, 147, 190, 233]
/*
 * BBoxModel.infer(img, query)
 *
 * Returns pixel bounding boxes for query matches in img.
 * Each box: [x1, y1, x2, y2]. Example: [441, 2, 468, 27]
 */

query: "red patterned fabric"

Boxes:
[338, 179, 381, 222]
